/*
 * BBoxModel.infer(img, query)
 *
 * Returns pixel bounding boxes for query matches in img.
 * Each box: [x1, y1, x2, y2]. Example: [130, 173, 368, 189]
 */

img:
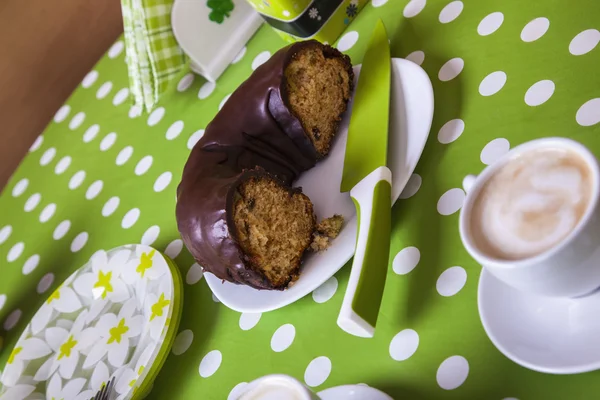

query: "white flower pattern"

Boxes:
[0, 245, 177, 400]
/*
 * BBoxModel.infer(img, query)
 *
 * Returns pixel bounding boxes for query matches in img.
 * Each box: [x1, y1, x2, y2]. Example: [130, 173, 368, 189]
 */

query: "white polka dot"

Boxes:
[337, 31, 359, 52]
[82, 70, 98, 88]
[524, 80, 555, 106]
[99, 132, 117, 151]
[164, 239, 183, 259]
[116, 146, 134, 165]
[96, 81, 113, 99]
[172, 330, 194, 355]
[22, 254, 40, 275]
[24, 193, 41, 212]
[212, 293, 221, 303]
[228, 383, 248, 400]
[112, 88, 129, 106]
[71, 232, 89, 252]
[53, 220, 71, 240]
[372, 0, 388, 7]
[437, 188, 465, 215]
[7, 242, 24, 262]
[403, 0, 426, 18]
[108, 40, 124, 58]
[85, 180, 103, 200]
[54, 105, 70, 123]
[122, 208, 140, 229]
[135, 156, 153, 175]
[4, 309, 22, 331]
[480, 138, 510, 165]
[187, 129, 205, 149]
[219, 94, 232, 111]
[399, 173, 422, 199]
[252, 51, 271, 70]
[0, 225, 12, 244]
[166, 121, 184, 140]
[569, 29, 600, 55]
[12, 179, 28, 197]
[283, 10, 290, 17]
[304, 356, 331, 387]
[147, 107, 165, 126]
[437, 266, 467, 296]
[102, 196, 120, 217]
[199, 350, 222, 378]
[439, 1, 463, 23]
[83, 124, 100, 143]
[479, 71, 507, 96]
[239, 313, 262, 331]
[30, 136, 43, 152]
[437, 356, 469, 390]
[40, 147, 56, 166]
[312, 277, 338, 303]
[177, 73, 195, 92]
[154, 172, 173, 192]
[141, 225, 160, 246]
[186, 263, 203, 285]
[405, 50, 425, 65]
[37, 273, 54, 294]
[389, 329, 419, 361]
[271, 324, 295, 352]
[478, 12, 503, 36]
[232, 47, 247, 64]
[69, 171, 86, 190]
[437, 119, 464, 144]
[393, 247, 420, 275]
[39, 203, 56, 223]
[576, 98, 600, 127]
[0, 294, 5, 310]
[129, 105, 142, 119]
[438, 58, 464, 81]
[54, 156, 71, 175]
[69, 112, 86, 130]
[521, 17, 550, 42]
[198, 82, 217, 101]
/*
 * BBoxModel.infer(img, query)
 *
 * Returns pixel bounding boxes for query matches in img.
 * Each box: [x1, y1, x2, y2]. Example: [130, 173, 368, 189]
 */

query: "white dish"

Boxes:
[206, 58, 434, 312]
[317, 384, 393, 400]
[479, 268, 600, 374]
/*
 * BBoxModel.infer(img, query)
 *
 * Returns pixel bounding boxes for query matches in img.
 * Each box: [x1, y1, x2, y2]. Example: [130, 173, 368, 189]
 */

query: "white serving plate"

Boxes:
[206, 58, 434, 312]
[479, 268, 600, 374]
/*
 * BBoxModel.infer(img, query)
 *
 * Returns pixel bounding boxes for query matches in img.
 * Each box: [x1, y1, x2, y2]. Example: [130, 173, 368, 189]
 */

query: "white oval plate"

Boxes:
[206, 58, 434, 312]
[0, 245, 182, 400]
[479, 268, 600, 374]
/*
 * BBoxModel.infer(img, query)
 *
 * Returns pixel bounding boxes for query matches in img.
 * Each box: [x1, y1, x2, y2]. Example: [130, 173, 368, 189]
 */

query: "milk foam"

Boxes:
[471, 148, 592, 260]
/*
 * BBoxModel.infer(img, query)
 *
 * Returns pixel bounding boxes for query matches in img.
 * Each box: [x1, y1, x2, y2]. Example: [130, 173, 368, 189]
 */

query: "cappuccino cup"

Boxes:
[459, 137, 600, 297]
[234, 374, 319, 400]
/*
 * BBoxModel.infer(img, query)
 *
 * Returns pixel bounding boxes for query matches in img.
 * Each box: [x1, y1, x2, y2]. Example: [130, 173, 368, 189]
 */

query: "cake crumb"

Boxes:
[310, 214, 344, 251]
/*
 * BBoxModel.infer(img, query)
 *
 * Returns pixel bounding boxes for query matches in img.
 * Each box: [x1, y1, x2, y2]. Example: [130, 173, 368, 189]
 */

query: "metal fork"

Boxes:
[92, 377, 115, 400]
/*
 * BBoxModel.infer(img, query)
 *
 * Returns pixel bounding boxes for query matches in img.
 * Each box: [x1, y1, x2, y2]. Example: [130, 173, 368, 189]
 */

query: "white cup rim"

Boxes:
[235, 374, 314, 400]
[459, 137, 600, 268]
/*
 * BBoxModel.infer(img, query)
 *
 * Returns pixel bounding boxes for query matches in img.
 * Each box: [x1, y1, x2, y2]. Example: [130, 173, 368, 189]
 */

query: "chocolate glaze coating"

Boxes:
[176, 40, 353, 290]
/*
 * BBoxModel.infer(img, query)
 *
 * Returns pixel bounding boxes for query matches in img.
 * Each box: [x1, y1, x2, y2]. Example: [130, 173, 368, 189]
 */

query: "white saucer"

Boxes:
[479, 268, 600, 374]
[206, 58, 434, 312]
[317, 384, 393, 400]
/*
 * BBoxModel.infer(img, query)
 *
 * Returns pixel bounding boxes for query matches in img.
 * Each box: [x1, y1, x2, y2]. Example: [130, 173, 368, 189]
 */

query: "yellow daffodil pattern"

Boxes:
[136, 250, 156, 278]
[58, 335, 77, 360]
[7, 346, 22, 364]
[150, 293, 170, 321]
[93, 271, 113, 299]
[108, 318, 130, 344]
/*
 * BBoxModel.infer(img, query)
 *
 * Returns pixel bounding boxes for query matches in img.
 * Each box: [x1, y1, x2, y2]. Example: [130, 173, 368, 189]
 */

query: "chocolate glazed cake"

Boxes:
[176, 40, 353, 290]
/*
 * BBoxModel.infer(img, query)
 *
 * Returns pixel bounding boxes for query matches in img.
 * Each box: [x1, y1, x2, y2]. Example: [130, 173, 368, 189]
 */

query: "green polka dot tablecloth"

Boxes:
[1, 0, 600, 398]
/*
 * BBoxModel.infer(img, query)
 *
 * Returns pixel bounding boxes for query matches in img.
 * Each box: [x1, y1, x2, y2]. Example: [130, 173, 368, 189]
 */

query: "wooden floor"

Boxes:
[0, 0, 123, 192]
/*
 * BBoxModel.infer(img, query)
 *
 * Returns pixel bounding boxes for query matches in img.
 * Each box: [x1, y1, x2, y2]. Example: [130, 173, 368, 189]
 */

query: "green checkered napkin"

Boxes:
[121, 0, 187, 112]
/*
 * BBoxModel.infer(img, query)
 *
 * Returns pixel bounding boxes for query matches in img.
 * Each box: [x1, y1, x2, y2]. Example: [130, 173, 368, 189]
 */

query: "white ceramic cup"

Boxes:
[234, 374, 320, 400]
[459, 137, 600, 298]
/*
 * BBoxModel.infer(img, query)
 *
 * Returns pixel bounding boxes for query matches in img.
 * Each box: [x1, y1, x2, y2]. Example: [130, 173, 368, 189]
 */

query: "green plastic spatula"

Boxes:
[337, 19, 392, 338]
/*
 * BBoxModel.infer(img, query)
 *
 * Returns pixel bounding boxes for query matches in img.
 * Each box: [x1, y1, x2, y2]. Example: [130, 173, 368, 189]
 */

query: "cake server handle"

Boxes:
[337, 166, 392, 338]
